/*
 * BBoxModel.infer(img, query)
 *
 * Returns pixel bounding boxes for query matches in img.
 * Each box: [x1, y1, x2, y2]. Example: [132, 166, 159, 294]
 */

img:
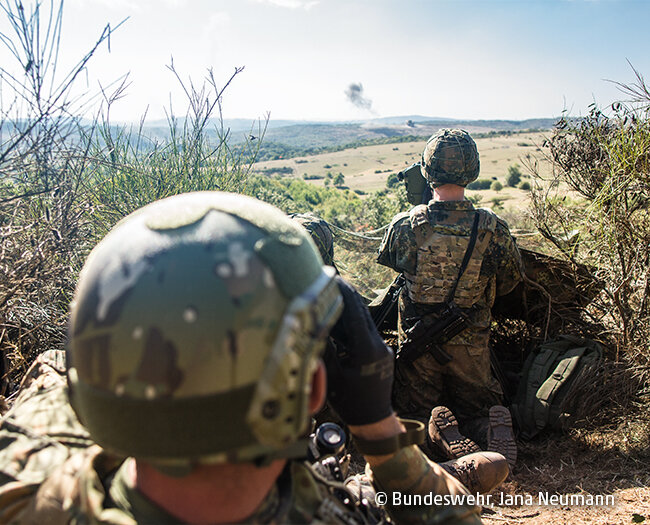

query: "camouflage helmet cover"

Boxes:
[67, 192, 342, 467]
[290, 213, 335, 267]
[421, 128, 480, 188]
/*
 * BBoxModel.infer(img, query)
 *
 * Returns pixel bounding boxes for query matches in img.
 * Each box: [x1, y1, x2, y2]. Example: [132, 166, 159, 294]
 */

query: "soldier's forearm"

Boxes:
[348, 414, 406, 467]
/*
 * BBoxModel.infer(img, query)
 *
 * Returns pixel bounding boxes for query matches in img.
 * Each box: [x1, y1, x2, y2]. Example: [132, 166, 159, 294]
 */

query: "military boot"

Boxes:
[429, 406, 481, 459]
[440, 451, 509, 494]
[487, 405, 517, 469]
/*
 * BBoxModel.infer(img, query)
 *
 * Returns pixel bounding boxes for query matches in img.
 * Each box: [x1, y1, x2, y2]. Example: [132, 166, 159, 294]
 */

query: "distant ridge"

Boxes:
[227, 116, 557, 150]
[102, 115, 557, 153]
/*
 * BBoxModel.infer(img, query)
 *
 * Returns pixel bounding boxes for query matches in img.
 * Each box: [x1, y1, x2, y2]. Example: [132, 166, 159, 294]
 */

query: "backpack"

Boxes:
[511, 335, 603, 439]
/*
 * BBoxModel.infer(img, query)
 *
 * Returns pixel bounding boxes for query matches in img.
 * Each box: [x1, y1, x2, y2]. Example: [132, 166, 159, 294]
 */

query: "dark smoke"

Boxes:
[345, 82, 373, 111]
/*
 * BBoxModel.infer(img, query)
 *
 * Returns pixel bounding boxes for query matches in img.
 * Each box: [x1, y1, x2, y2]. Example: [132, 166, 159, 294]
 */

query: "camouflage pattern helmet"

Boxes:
[290, 213, 335, 267]
[67, 192, 343, 467]
[421, 129, 480, 188]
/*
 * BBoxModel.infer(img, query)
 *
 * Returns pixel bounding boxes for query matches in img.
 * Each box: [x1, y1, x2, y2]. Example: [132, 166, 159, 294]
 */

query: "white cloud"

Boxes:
[69, 0, 187, 10]
[254, 0, 319, 10]
[68, 0, 141, 11]
[161, 0, 188, 7]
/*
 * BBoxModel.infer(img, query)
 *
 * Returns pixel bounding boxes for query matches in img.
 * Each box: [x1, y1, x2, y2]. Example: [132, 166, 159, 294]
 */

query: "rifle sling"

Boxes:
[445, 211, 481, 304]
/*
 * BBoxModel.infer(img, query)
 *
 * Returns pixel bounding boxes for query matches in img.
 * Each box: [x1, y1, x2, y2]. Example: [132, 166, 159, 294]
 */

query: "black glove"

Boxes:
[324, 276, 394, 425]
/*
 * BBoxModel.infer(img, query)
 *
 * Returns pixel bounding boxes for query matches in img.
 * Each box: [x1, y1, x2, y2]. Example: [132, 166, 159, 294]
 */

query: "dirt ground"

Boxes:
[481, 434, 650, 524]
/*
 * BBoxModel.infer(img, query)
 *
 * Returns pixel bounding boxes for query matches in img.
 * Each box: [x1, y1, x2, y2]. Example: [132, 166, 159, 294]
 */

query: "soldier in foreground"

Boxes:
[0, 192, 501, 524]
[378, 129, 523, 468]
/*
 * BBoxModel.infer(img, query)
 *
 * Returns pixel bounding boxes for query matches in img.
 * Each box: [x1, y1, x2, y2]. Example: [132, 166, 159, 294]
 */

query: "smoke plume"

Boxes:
[345, 83, 373, 112]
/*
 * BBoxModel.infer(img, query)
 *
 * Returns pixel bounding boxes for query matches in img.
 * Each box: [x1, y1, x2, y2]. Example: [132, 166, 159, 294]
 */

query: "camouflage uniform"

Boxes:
[0, 356, 480, 524]
[377, 199, 522, 432]
[290, 213, 336, 268]
[0, 192, 481, 524]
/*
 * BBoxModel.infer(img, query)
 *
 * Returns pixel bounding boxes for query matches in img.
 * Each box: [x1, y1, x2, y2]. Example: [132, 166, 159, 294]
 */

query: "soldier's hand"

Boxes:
[324, 276, 394, 425]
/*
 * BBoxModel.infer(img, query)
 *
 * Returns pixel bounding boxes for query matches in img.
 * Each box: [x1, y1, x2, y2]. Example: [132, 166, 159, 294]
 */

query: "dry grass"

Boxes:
[253, 132, 552, 199]
[483, 421, 650, 524]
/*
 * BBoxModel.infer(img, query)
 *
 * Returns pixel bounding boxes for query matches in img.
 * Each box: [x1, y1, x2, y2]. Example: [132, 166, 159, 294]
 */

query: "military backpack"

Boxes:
[511, 335, 603, 439]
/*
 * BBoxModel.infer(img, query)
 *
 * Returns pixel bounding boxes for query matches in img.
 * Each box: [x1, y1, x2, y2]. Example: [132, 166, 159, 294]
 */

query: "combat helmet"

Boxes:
[67, 192, 343, 468]
[290, 213, 335, 267]
[421, 129, 480, 188]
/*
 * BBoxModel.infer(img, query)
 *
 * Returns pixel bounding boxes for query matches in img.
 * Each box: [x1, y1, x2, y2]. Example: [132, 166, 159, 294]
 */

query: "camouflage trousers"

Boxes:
[392, 342, 503, 447]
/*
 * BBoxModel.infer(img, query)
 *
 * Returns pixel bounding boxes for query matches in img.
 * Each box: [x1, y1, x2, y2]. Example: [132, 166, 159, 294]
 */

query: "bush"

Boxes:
[467, 179, 492, 190]
[333, 173, 345, 186]
[386, 172, 400, 188]
[506, 164, 522, 187]
[490, 197, 503, 208]
[491, 181, 503, 191]
[519, 181, 531, 191]
[530, 67, 650, 378]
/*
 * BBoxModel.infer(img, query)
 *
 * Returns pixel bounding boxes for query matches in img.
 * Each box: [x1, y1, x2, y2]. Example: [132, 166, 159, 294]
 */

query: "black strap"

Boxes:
[353, 419, 425, 455]
[445, 211, 480, 304]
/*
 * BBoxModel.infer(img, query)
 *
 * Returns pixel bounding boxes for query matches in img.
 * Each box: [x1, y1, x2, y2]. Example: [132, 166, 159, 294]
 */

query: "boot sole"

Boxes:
[429, 406, 481, 459]
[488, 406, 517, 469]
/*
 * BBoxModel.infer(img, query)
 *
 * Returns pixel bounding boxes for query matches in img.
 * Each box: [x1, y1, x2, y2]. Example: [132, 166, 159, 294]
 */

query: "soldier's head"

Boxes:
[289, 213, 335, 268]
[66, 192, 342, 471]
[421, 129, 480, 189]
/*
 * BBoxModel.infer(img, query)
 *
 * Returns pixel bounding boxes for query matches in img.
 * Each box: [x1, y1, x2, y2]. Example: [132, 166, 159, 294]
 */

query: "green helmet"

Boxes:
[289, 213, 335, 267]
[420, 128, 480, 188]
[67, 192, 342, 468]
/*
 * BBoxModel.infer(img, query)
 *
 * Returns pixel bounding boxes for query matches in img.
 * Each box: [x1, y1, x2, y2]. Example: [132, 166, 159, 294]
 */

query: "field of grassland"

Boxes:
[253, 132, 552, 213]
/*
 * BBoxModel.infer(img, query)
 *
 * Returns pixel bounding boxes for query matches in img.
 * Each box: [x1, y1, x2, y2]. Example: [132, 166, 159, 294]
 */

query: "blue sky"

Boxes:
[2, 0, 648, 123]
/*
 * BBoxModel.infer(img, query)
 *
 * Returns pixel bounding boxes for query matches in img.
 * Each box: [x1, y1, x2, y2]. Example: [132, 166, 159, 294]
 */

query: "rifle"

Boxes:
[397, 303, 467, 365]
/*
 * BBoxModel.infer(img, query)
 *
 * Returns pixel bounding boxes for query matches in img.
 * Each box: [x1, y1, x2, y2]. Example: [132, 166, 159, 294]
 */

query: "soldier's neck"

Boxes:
[132, 457, 287, 524]
[433, 184, 465, 201]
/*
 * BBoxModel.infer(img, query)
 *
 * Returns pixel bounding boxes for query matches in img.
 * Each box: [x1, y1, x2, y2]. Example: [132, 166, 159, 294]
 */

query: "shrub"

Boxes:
[386, 172, 400, 188]
[506, 164, 522, 187]
[519, 181, 531, 191]
[467, 179, 492, 190]
[530, 66, 650, 385]
[491, 181, 503, 191]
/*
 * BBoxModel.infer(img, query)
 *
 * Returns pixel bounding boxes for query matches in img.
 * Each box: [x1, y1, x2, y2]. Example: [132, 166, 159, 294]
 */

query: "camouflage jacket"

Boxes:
[0, 351, 481, 524]
[377, 200, 523, 349]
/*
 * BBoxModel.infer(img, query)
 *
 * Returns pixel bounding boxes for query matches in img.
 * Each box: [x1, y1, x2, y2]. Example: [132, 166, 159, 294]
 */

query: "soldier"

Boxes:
[0, 191, 501, 524]
[290, 212, 337, 270]
[377, 129, 522, 469]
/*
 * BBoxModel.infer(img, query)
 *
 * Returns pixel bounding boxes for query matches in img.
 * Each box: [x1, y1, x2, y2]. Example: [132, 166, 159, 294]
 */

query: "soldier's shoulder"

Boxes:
[477, 207, 513, 234]
[388, 211, 411, 230]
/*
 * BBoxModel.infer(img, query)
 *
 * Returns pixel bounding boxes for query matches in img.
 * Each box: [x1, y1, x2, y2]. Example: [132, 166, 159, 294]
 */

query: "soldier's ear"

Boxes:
[309, 360, 327, 415]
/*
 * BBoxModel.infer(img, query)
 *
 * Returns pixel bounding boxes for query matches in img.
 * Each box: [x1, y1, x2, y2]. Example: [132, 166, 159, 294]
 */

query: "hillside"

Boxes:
[129, 116, 556, 151]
